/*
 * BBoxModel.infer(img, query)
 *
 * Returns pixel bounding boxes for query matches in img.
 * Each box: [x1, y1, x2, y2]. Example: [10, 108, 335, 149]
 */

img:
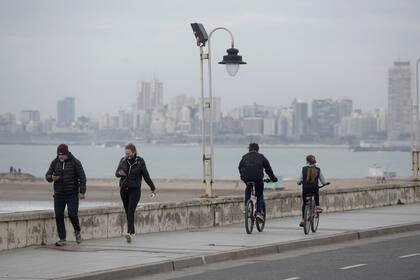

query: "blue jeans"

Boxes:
[244, 180, 264, 214]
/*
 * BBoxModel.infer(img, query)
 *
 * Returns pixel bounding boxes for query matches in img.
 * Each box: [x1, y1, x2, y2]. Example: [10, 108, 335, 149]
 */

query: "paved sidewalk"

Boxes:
[1, 204, 420, 280]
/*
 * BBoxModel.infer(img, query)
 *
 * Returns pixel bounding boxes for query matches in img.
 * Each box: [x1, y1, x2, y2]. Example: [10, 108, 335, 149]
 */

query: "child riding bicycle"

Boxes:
[239, 143, 278, 223]
[297, 155, 328, 227]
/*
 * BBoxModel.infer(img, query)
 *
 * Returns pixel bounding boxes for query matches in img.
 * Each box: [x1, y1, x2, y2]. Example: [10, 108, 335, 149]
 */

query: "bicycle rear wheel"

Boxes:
[303, 203, 311, 235]
[256, 202, 266, 232]
[245, 200, 254, 234]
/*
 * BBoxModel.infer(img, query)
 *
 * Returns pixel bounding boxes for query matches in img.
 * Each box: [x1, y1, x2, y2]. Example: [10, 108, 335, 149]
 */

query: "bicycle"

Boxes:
[302, 182, 330, 235]
[244, 181, 266, 234]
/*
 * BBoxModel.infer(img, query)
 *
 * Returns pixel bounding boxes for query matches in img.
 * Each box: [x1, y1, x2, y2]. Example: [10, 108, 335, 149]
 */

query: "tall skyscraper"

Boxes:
[137, 79, 164, 111]
[292, 99, 309, 139]
[387, 61, 412, 140]
[311, 99, 337, 137]
[151, 79, 163, 108]
[336, 98, 353, 122]
[57, 97, 75, 127]
[137, 81, 152, 111]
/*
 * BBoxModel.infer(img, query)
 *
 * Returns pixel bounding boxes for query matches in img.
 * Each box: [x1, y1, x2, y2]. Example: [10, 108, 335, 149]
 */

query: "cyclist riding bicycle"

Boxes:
[239, 143, 278, 223]
[297, 154, 327, 227]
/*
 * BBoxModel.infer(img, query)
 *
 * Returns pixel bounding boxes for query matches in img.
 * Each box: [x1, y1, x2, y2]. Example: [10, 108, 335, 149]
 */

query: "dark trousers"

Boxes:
[244, 180, 264, 214]
[54, 193, 81, 240]
[301, 186, 319, 218]
[120, 187, 141, 234]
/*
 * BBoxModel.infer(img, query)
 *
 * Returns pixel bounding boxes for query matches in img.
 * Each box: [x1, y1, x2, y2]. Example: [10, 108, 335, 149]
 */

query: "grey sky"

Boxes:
[0, 0, 419, 119]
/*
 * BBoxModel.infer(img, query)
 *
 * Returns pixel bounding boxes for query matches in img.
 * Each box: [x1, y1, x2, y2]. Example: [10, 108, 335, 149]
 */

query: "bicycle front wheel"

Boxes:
[256, 202, 266, 232]
[245, 200, 254, 234]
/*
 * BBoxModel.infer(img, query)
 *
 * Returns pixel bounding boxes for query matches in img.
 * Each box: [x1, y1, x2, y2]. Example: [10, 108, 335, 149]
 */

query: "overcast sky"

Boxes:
[0, 0, 419, 119]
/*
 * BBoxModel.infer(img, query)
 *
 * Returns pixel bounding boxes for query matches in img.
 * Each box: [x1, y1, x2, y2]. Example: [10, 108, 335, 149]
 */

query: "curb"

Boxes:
[58, 222, 420, 280]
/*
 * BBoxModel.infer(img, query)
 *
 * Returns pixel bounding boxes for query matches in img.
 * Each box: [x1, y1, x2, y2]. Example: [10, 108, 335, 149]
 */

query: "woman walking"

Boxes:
[116, 143, 156, 243]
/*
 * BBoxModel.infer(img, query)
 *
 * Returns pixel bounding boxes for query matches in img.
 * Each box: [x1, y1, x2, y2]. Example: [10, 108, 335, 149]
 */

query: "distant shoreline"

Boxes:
[0, 142, 351, 150]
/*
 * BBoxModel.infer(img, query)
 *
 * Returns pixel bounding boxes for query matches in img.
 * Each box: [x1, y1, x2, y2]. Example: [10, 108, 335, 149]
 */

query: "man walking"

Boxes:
[45, 144, 86, 246]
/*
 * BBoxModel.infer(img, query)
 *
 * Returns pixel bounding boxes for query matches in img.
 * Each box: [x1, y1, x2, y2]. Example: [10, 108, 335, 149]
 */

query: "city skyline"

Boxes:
[1, 1, 419, 118]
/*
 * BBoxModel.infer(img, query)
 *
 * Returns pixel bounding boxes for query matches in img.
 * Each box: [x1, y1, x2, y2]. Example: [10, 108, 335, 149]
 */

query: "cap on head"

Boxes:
[248, 143, 259, 152]
[57, 144, 69, 155]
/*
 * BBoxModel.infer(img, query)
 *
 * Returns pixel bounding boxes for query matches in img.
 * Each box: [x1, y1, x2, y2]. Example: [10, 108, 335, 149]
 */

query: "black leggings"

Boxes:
[120, 187, 141, 234]
[301, 188, 319, 218]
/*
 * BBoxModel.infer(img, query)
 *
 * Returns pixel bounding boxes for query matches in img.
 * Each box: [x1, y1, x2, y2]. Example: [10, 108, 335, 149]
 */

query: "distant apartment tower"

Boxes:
[336, 98, 353, 121]
[292, 99, 309, 139]
[311, 99, 337, 137]
[137, 79, 164, 111]
[57, 97, 75, 126]
[387, 61, 412, 140]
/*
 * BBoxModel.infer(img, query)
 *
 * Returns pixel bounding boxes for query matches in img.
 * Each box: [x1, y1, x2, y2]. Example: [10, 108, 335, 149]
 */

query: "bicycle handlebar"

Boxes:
[319, 182, 331, 188]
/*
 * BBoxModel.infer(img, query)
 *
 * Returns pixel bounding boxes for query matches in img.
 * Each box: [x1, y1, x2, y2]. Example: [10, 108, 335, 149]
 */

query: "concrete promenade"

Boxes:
[0, 203, 419, 280]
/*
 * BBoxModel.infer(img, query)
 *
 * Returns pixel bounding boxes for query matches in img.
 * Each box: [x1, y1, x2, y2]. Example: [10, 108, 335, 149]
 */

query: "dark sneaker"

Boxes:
[55, 239, 66, 246]
[256, 213, 265, 223]
[316, 206, 323, 213]
[75, 231, 82, 244]
[299, 220, 304, 227]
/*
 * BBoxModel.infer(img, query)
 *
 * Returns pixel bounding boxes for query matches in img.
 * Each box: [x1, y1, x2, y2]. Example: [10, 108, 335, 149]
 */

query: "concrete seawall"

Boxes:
[1, 183, 419, 251]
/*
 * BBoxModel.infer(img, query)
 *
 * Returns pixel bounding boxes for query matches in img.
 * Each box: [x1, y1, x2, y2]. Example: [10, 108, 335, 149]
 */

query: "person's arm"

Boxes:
[238, 158, 244, 179]
[74, 159, 87, 194]
[297, 172, 303, 185]
[115, 158, 125, 178]
[319, 169, 327, 185]
[45, 160, 55, 183]
[140, 159, 156, 192]
[263, 156, 277, 181]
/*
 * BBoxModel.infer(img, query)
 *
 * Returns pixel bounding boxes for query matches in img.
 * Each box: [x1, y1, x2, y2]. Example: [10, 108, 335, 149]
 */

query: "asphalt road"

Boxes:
[138, 232, 420, 280]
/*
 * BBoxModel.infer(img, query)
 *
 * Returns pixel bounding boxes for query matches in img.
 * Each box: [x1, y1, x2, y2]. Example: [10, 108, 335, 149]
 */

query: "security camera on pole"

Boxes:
[191, 23, 246, 198]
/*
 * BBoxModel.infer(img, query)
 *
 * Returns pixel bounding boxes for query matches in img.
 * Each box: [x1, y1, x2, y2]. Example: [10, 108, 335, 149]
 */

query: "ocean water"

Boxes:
[0, 144, 410, 180]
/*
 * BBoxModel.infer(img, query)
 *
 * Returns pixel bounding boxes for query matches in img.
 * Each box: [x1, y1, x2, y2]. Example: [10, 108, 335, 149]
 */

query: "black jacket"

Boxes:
[45, 153, 86, 195]
[238, 151, 276, 182]
[115, 155, 156, 191]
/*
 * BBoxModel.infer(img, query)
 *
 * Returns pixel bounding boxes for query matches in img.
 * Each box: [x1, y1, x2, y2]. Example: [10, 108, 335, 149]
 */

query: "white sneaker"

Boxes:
[125, 233, 135, 243]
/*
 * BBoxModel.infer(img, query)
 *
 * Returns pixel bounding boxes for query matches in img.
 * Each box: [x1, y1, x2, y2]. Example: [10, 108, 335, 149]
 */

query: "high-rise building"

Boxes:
[311, 99, 337, 137]
[277, 107, 293, 138]
[57, 97, 75, 126]
[137, 79, 164, 111]
[151, 79, 164, 109]
[387, 61, 412, 140]
[338, 110, 377, 138]
[336, 98, 353, 122]
[292, 99, 309, 139]
[137, 81, 152, 111]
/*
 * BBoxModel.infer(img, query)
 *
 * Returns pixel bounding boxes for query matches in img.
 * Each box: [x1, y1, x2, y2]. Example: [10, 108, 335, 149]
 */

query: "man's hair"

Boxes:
[125, 143, 137, 154]
[248, 143, 259, 152]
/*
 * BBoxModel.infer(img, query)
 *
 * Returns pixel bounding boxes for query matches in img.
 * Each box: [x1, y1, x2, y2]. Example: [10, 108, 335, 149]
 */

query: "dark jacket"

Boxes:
[45, 153, 86, 195]
[238, 151, 276, 182]
[298, 165, 326, 192]
[115, 155, 156, 191]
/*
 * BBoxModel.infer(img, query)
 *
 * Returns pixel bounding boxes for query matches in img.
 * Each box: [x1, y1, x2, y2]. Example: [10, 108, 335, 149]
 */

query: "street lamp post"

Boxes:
[412, 58, 420, 180]
[191, 23, 246, 197]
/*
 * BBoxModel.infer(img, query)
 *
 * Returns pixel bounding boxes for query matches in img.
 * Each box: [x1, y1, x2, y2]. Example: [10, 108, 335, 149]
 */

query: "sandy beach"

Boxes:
[0, 176, 409, 205]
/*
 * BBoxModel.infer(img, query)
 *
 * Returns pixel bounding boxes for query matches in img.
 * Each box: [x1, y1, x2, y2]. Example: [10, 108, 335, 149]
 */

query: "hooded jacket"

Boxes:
[115, 155, 156, 191]
[45, 153, 86, 195]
